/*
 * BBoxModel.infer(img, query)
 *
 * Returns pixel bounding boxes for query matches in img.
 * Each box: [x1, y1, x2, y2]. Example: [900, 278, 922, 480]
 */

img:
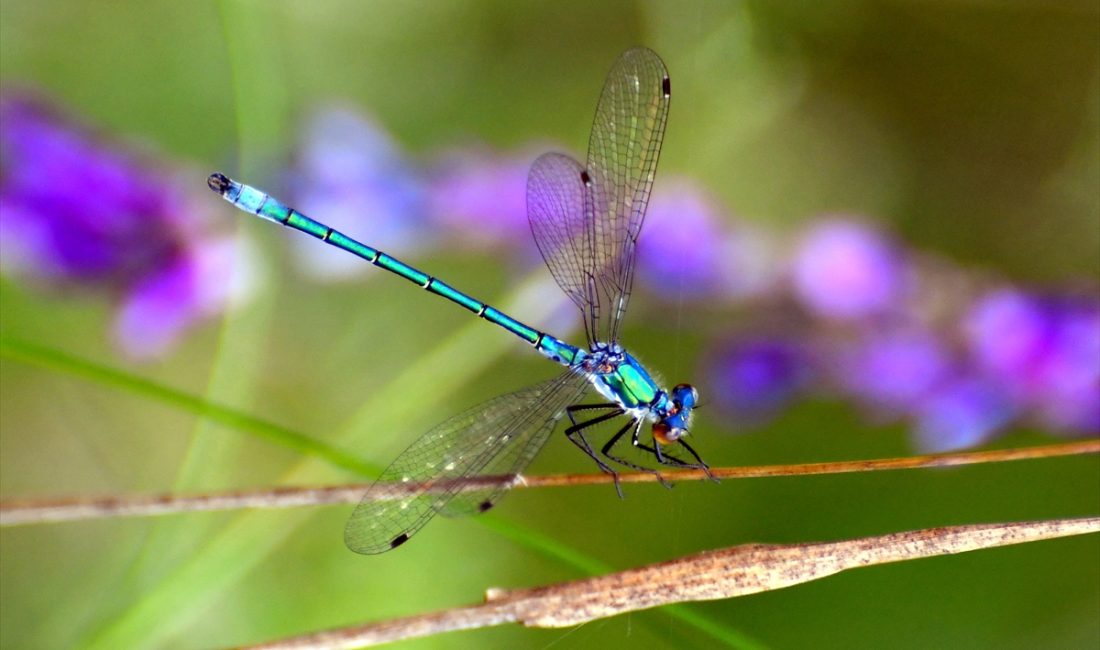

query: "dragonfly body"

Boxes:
[209, 173, 686, 425]
[209, 48, 712, 554]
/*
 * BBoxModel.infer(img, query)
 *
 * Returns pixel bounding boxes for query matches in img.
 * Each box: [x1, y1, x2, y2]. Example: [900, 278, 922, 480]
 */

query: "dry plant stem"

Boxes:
[237, 517, 1100, 649]
[0, 486, 369, 525]
[2, 438, 1097, 526]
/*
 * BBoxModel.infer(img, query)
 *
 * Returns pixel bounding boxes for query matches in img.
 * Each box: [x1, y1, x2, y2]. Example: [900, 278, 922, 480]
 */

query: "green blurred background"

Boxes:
[1, 1, 1097, 648]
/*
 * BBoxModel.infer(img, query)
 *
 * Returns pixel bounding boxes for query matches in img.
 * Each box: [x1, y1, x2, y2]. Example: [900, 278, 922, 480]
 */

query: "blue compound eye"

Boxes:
[671, 384, 698, 410]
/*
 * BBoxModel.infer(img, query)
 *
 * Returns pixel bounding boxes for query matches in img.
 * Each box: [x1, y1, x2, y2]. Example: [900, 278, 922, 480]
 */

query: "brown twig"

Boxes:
[234, 517, 1100, 649]
[2, 438, 1097, 526]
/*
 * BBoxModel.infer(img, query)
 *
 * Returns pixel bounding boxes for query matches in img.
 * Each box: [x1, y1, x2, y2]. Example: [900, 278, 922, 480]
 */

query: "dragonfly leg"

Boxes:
[676, 438, 718, 482]
[566, 403, 621, 424]
[564, 405, 625, 497]
[638, 438, 710, 477]
[601, 419, 672, 488]
[637, 439, 687, 466]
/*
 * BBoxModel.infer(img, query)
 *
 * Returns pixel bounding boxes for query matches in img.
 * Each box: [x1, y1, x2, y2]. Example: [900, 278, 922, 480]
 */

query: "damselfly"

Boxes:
[208, 48, 713, 554]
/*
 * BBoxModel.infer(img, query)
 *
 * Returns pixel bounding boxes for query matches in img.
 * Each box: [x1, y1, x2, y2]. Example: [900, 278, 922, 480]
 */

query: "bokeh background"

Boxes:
[1, 1, 1098, 648]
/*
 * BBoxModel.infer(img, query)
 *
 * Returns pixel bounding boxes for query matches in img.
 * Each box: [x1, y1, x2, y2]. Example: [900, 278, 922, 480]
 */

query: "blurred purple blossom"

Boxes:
[913, 376, 1016, 452]
[289, 107, 429, 280]
[638, 180, 729, 297]
[707, 336, 813, 423]
[427, 148, 534, 248]
[965, 289, 1051, 396]
[837, 326, 950, 415]
[1036, 304, 1100, 433]
[0, 94, 241, 359]
[114, 238, 239, 358]
[636, 179, 782, 301]
[966, 290, 1100, 434]
[792, 218, 907, 320]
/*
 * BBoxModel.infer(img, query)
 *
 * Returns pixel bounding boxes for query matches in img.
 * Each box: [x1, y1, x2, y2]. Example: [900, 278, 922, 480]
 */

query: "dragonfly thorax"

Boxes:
[581, 344, 700, 443]
[581, 343, 650, 411]
[580, 342, 682, 421]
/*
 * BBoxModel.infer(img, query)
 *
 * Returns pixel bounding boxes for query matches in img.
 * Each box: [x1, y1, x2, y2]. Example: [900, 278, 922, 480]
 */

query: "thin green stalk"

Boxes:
[0, 337, 374, 477]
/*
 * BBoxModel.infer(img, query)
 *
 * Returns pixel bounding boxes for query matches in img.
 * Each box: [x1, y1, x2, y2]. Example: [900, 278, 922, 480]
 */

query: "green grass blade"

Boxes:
[0, 337, 375, 477]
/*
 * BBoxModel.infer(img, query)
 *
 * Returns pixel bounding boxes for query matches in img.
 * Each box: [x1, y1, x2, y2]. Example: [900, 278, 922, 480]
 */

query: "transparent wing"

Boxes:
[437, 371, 591, 518]
[344, 370, 589, 554]
[527, 152, 601, 346]
[586, 47, 671, 344]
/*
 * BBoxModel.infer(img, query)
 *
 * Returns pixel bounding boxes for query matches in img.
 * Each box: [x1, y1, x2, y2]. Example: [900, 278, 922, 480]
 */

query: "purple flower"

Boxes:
[792, 218, 906, 320]
[965, 290, 1100, 434]
[1040, 377, 1100, 434]
[637, 180, 729, 297]
[965, 289, 1050, 396]
[113, 239, 239, 358]
[0, 94, 241, 359]
[707, 337, 813, 424]
[913, 375, 1015, 452]
[427, 148, 536, 248]
[837, 326, 950, 415]
[289, 107, 429, 280]
[1036, 303, 1100, 433]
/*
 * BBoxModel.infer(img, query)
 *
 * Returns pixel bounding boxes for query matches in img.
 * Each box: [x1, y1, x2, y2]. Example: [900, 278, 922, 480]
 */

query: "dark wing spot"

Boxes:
[662, 76, 671, 97]
[580, 170, 591, 185]
[390, 532, 410, 549]
[478, 500, 494, 513]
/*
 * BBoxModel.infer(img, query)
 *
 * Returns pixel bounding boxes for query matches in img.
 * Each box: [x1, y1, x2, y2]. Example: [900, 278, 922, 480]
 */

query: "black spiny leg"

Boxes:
[636, 439, 691, 467]
[566, 403, 621, 422]
[601, 418, 672, 488]
[638, 438, 714, 480]
[676, 438, 718, 482]
[565, 404, 624, 497]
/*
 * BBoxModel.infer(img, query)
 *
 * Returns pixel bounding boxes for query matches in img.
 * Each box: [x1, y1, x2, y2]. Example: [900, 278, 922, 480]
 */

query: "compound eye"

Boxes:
[652, 422, 683, 445]
[671, 384, 699, 409]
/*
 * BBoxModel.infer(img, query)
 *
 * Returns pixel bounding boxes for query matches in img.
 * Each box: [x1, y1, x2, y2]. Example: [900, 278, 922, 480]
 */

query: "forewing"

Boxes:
[344, 371, 588, 554]
[585, 47, 670, 343]
[527, 152, 600, 346]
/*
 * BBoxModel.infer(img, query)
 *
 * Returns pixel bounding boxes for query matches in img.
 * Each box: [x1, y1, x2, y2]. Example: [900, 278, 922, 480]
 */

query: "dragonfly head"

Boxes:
[652, 384, 699, 445]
